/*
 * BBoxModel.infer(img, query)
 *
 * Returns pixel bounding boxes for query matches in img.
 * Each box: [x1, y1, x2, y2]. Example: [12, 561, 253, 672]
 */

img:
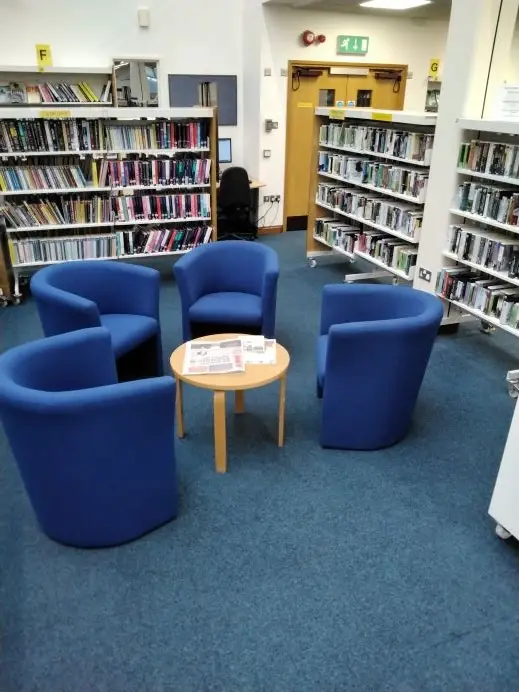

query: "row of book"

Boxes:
[1, 197, 113, 227]
[357, 229, 418, 278]
[105, 121, 210, 151]
[0, 119, 210, 154]
[319, 124, 434, 165]
[0, 164, 88, 192]
[456, 182, 519, 225]
[0, 81, 110, 105]
[113, 193, 211, 222]
[315, 218, 357, 255]
[314, 219, 417, 277]
[116, 226, 212, 256]
[458, 140, 519, 178]
[446, 224, 519, 277]
[318, 151, 428, 202]
[8, 233, 117, 266]
[0, 119, 104, 153]
[1, 192, 211, 228]
[316, 182, 422, 239]
[8, 226, 213, 266]
[436, 267, 519, 329]
[95, 157, 211, 188]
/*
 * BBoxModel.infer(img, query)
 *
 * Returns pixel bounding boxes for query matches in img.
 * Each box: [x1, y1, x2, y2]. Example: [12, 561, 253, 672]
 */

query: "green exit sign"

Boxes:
[337, 35, 369, 55]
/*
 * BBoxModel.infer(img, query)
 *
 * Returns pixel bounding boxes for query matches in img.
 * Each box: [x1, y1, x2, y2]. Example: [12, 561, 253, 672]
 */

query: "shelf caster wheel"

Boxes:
[495, 524, 512, 540]
[480, 320, 495, 335]
[12, 296, 22, 306]
[392, 277, 399, 286]
[308, 258, 317, 268]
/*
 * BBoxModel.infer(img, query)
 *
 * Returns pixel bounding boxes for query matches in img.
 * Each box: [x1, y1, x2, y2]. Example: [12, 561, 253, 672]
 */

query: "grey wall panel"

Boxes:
[168, 74, 237, 126]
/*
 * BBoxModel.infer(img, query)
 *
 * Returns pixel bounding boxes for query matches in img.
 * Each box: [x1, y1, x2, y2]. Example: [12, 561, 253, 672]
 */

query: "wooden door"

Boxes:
[284, 62, 407, 232]
[284, 71, 348, 232]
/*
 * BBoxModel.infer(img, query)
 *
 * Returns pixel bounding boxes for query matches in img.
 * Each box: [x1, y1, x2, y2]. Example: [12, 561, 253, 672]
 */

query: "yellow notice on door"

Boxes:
[328, 109, 345, 120]
[429, 57, 440, 80]
[36, 44, 53, 72]
[372, 112, 392, 122]
[297, 102, 314, 108]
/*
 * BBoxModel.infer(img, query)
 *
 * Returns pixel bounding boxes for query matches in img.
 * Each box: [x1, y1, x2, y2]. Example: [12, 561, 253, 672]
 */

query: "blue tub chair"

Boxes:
[31, 261, 163, 380]
[317, 284, 444, 450]
[0, 328, 177, 548]
[173, 241, 279, 341]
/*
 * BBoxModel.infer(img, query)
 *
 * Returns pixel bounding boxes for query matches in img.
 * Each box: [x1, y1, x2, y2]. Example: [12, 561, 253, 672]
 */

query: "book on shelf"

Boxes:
[96, 157, 211, 188]
[456, 181, 519, 225]
[0, 118, 104, 153]
[8, 233, 117, 266]
[116, 225, 212, 255]
[319, 122, 434, 165]
[446, 224, 519, 277]
[105, 121, 210, 151]
[318, 151, 428, 201]
[316, 182, 422, 240]
[0, 196, 112, 227]
[315, 218, 358, 253]
[458, 140, 519, 178]
[0, 81, 111, 105]
[357, 230, 418, 277]
[0, 159, 90, 191]
[436, 266, 519, 328]
[113, 193, 211, 222]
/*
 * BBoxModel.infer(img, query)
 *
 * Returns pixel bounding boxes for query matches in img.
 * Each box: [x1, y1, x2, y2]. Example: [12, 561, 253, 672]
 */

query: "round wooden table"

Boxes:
[170, 334, 290, 473]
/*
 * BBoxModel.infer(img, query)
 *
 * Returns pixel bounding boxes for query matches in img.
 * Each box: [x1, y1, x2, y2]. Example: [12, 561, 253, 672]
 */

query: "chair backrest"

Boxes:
[219, 166, 251, 209]
[174, 239, 278, 297]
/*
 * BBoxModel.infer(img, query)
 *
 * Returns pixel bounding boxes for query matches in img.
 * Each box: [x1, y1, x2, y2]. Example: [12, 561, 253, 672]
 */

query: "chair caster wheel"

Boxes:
[480, 320, 495, 334]
[308, 258, 317, 268]
[495, 524, 512, 540]
[12, 296, 22, 306]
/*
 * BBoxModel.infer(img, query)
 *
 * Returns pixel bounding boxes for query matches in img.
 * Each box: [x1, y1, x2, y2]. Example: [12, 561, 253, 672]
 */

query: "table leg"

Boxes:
[278, 375, 286, 447]
[235, 389, 245, 414]
[175, 377, 185, 439]
[213, 390, 227, 473]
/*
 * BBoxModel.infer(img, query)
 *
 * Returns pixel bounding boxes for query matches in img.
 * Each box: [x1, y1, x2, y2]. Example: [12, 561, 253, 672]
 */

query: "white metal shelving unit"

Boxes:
[307, 107, 436, 285]
[0, 106, 218, 304]
[436, 118, 519, 337]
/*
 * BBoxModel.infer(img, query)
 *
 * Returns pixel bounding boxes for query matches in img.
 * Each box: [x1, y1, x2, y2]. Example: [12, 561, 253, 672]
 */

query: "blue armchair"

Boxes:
[173, 241, 279, 341]
[317, 284, 443, 450]
[0, 328, 177, 548]
[31, 260, 163, 379]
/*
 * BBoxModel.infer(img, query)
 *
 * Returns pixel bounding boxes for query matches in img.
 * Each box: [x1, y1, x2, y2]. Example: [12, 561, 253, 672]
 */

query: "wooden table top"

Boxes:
[170, 333, 290, 391]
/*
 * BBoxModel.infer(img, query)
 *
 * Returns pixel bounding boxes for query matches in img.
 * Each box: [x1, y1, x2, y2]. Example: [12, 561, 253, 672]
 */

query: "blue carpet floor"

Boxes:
[2, 231, 519, 691]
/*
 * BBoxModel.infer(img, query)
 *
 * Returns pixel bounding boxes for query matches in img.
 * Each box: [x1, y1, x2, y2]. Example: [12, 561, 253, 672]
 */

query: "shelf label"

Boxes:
[372, 112, 393, 122]
[429, 57, 440, 80]
[35, 44, 53, 72]
[39, 109, 72, 119]
[329, 109, 345, 120]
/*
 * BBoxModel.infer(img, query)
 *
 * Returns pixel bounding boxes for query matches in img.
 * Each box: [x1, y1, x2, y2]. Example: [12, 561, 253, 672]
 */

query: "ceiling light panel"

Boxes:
[360, 0, 432, 9]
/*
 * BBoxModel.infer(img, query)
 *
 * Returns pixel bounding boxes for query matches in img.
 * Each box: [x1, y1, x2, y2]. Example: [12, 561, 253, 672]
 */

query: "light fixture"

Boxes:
[360, 0, 432, 9]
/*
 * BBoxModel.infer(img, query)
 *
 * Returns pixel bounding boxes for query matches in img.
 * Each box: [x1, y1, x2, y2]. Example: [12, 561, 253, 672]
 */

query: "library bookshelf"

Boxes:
[0, 106, 218, 304]
[307, 107, 436, 285]
[436, 119, 519, 337]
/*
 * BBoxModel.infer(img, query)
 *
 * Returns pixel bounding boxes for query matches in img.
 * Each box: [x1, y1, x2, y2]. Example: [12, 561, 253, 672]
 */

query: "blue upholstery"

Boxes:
[317, 284, 444, 450]
[0, 328, 177, 548]
[31, 260, 163, 376]
[173, 241, 279, 340]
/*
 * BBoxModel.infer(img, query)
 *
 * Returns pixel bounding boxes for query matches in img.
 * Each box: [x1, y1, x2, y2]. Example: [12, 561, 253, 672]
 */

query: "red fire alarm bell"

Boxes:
[301, 30, 316, 46]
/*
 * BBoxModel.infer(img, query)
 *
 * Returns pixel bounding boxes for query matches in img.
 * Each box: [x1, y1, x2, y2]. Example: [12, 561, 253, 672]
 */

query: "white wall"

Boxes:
[0, 0, 244, 163]
[258, 5, 449, 225]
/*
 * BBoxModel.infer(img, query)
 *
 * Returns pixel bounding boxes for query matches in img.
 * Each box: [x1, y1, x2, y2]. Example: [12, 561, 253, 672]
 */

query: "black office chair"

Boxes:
[218, 166, 257, 241]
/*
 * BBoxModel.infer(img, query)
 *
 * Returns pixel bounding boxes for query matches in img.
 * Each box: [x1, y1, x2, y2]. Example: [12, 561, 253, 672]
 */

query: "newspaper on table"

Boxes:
[241, 335, 277, 365]
[183, 338, 245, 375]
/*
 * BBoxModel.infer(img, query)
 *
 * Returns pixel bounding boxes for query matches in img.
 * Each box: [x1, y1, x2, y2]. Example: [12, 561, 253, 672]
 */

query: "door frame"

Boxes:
[283, 59, 409, 232]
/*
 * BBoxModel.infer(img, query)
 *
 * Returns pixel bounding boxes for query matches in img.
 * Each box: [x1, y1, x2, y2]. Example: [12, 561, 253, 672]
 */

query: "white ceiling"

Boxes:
[262, 0, 452, 20]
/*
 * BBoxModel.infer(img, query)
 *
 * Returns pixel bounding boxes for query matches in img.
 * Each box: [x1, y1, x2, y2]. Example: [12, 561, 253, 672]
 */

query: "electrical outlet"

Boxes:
[269, 195, 276, 203]
[263, 149, 271, 158]
[264, 67, 272, 77]
[274, 195, 281, 203]
[280, 68, 287, 77]
[263, 195, 270, 203]
[419, 267, 432, 282]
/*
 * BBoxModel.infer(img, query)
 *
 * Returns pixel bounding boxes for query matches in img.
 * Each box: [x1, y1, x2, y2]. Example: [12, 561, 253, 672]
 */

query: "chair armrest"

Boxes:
[31, 274, 100, 336]
[320, 284, 370, 335]
[261, 252, 279, 338]
[173, 251, 206, 307]
[99, 263, 160, 319]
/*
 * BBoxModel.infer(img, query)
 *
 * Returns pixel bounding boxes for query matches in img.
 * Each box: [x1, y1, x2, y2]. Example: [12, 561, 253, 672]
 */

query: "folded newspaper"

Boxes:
[183, 336, 276, 375]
